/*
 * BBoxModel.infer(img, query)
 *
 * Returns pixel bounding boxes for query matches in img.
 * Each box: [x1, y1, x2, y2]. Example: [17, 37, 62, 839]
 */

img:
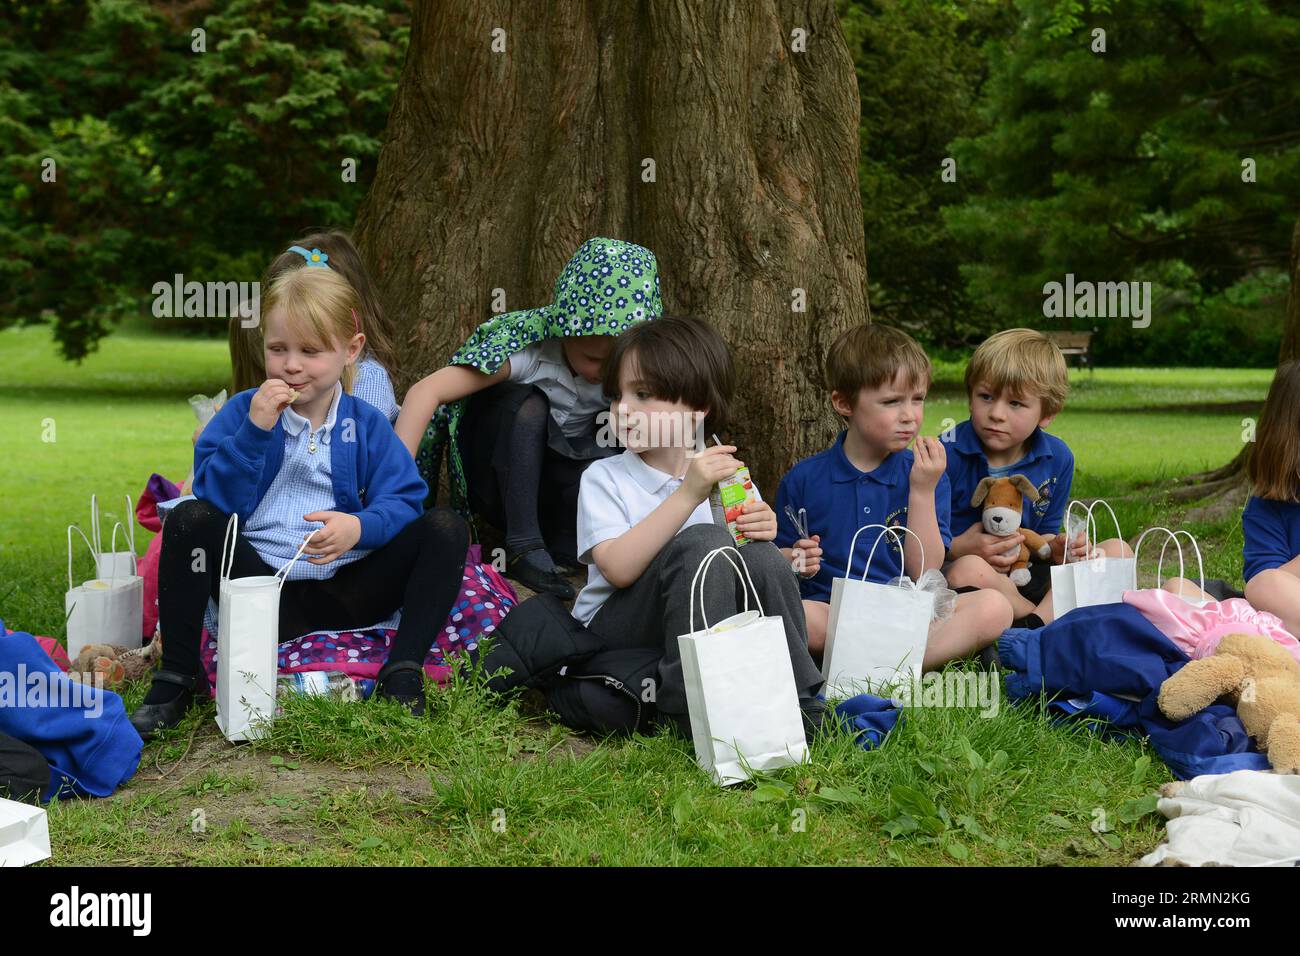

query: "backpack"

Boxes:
[483, 594, 663, 736]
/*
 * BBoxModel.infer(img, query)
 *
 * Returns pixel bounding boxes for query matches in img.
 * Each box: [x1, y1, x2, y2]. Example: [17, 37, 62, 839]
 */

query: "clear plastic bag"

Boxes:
[187, 389, 227, 428]
[886, 567, 957, 632]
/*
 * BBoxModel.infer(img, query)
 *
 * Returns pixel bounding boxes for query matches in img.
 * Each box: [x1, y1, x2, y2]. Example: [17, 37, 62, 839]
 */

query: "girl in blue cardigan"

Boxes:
[130, 265, 469, 739]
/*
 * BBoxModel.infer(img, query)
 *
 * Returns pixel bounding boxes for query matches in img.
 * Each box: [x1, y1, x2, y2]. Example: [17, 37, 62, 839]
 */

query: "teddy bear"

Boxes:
[67, 629, 162, 689]
[1157, 632, 1300, 774]
[969, 475, 1053, 586]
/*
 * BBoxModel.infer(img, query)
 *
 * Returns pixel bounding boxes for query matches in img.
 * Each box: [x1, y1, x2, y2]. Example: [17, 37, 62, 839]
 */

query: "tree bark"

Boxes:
[354, 0, 869, 490]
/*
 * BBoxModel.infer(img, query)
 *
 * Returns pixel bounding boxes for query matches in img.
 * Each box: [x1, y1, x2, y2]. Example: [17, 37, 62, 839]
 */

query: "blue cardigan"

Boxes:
[193, 388, 427, 550]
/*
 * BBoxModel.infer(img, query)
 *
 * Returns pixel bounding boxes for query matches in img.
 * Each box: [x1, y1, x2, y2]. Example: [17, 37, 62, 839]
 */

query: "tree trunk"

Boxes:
[1166, 209, 1300, 521]
[354, 0, 869, 491]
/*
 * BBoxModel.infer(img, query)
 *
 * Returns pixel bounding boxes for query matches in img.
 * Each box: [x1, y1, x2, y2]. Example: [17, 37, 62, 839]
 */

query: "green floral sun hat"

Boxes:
[416, 237, 663, 522]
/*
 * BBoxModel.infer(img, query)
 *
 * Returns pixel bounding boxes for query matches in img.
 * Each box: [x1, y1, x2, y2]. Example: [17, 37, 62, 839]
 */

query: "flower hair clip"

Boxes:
[288, 245, 330, 268]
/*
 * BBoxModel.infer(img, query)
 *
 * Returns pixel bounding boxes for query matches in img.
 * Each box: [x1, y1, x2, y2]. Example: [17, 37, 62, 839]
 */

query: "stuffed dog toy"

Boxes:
[970, 475, 1052, 586]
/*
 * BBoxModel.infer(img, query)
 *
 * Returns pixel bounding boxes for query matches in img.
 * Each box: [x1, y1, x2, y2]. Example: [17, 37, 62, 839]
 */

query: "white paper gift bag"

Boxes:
[1132, 527, 1208, 606]
[215, 515, 318, 742]
[822, 524, 936, 698]
[90, 494, 139, 581]
[677, 547, 808, 787]
[64, 524, 144, 660]
[0, 797, 51, 867]
[1050, 499, 1135, 616]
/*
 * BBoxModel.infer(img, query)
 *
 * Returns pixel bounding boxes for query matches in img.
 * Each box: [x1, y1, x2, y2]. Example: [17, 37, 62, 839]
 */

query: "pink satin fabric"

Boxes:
[1122, 588, 1300, 665]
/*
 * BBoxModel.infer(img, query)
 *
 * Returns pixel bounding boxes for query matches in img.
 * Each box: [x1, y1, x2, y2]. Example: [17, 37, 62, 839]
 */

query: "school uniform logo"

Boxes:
[1033, 478, 1056, 519]
[883, 508, 908, 557]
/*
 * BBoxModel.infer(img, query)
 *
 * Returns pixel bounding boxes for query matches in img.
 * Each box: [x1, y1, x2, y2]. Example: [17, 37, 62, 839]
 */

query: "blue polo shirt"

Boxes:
[775, 430, 952, 602]
[1242, 495, 1300, 583]
[944, 419, 1074, 541]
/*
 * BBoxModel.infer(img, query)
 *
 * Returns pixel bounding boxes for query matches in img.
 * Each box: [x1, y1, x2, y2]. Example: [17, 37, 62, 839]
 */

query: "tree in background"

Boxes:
[839, 0, 1016, 347]
[357, 0, 869, 489]
[943, 0, 1300, 365]
[0, 0, 409, 359]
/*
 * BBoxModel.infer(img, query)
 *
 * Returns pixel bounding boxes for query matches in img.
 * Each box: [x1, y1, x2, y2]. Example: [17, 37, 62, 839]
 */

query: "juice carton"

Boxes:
[717, 466, 760, 546]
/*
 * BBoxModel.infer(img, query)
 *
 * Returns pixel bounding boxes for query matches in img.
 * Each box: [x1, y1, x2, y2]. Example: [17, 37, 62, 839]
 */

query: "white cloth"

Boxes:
[1140, 770, 1300, 867]
[506, 339, 608, 439]
[571, 450, 763, 625]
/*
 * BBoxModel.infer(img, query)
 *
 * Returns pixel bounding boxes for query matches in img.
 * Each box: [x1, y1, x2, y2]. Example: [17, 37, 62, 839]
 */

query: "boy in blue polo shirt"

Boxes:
[775, 324, 1013, 664]
[942, 329, 1128, 626]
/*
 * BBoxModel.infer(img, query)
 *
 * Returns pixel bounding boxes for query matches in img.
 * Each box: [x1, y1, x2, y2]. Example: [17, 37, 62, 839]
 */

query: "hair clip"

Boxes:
[351, 307, 361, 336]
[288, 245, 330, 268]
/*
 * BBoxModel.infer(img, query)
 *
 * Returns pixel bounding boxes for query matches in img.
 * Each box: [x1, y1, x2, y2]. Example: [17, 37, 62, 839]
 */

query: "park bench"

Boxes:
[1042, 330, 1095, 370]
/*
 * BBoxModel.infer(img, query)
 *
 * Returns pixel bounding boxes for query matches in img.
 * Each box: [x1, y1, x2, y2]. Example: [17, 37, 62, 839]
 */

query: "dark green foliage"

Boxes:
[0, 0, 409, 359]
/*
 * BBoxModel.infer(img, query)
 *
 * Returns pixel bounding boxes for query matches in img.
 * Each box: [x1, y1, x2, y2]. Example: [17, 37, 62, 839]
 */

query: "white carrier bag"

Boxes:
[0, 798, 50, 867]
[215, 514, 319, 742]
[1131, 527, 1208, 606]
[677, 546, 808, 787]
[822, 524, 936, 698]
[64, 523, 144, 660]
[1050, 499, 1135, 616]
[90, 493, 139, 581]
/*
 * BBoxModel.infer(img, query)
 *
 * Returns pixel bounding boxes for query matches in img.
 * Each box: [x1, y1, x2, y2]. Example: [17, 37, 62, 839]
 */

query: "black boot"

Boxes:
[129, 670, 202, 741]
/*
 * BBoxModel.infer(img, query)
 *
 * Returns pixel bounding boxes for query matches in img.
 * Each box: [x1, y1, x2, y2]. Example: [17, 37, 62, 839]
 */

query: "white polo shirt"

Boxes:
[571, 449, 763, 625]
[507, 339, 608, 439]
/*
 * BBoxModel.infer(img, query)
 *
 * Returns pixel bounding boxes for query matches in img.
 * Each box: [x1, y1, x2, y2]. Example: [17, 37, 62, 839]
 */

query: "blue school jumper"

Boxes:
[1242, 495, 1300, 583]
[775, 431, 952, 602]
[944, 419, 1074, 540]
[193, 387, 426, 554]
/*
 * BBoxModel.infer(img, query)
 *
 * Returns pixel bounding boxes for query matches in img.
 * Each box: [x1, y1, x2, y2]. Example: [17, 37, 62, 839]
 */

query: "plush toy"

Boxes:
[1158, 632, 1300, 774]
[67, 631, 161, 689]
[970, 475, 1052, 586]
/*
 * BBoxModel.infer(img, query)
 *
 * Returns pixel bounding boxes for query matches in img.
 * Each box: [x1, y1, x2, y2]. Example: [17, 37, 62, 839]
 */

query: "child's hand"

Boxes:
[250, 379, 297, 431]
[1049, 530, 1093, 564]
[682, 444, 742, 504]
[790, 534, 822, 577]
[735, 500, 777, 541]
[909, 436, 947, 492]
[302, 511, 362, 565]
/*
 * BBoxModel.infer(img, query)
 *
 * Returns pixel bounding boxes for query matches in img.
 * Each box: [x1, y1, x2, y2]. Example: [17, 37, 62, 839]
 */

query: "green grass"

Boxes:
[0, 322, 1268, 866]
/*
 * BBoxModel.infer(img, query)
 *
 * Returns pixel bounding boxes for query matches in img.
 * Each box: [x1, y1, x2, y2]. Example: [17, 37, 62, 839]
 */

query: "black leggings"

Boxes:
[461, 383, 601, 564]
[157, 499, 470, 678]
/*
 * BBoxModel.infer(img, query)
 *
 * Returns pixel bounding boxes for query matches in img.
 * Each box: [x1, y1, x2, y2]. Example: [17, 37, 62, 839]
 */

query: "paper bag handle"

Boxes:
[66, 525, 98, 592]
[1132, 527, 1205, 600]
[1062, 499, 1124, 565]
[121, 494, 136, 554]
[275, 529, 322, 590]
[109, 522, 137, 579]
[845, 523, 926, 584]
[90, 493, 102, 556]
[220, 513, 239, 584]
[688, 546, 766, 635]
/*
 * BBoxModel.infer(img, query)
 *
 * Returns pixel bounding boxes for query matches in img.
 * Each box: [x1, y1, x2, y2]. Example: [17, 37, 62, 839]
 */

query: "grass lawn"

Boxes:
[0, 323, 1270, 865]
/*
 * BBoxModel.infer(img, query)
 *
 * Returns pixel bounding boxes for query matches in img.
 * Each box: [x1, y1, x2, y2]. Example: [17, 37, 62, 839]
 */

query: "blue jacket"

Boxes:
[0, 624, 142, 801]
[997, 603, 1270, 779]
[193, 388, 427, 550]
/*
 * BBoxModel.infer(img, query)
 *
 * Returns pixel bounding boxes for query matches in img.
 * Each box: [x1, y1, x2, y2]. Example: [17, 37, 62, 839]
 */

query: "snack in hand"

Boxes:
[286, 388, 301, 403]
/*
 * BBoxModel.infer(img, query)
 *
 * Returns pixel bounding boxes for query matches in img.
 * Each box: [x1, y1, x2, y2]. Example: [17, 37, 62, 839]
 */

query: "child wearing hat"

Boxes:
[396, 238, 661, 599]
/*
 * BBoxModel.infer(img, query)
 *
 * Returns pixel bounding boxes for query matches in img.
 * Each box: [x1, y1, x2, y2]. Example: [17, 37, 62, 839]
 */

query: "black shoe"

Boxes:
[978, 642, 1002, 670]
[506, 549, 577, 600]
[799, 696, 833, 743]
[375, 660, 426, 716]
[129, 670, 201, 741]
